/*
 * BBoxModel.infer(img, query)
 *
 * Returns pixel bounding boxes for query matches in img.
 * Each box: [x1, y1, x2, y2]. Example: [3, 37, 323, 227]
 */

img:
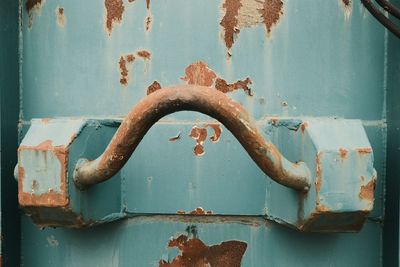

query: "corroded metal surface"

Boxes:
[73, 85, 311, 191]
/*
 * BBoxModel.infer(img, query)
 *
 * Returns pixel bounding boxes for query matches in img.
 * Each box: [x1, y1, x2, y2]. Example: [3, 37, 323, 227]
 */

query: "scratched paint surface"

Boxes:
[20, 0, 387, 265]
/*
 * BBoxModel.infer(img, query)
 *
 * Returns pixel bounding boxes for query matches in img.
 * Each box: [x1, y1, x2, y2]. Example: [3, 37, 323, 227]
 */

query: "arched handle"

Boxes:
[73, 85, 311, 191]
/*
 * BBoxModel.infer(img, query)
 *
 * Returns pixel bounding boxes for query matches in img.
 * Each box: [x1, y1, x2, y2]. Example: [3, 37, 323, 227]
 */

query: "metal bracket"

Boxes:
[16, 86, 377, 232]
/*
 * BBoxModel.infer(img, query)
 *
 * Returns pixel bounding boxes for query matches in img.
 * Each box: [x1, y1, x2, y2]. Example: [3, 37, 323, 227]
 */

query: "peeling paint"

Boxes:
[105, 0, 125, 35]
[205, 124, 223, 143]
[147, 81, 162, 95]
[220, 0, 284, 51]
[181, 61, 217, 87]
[169, 132, 181, 142]
[359, 179, 376, 201]
[159, 234, 247, 267]
[189, 126, 208, 156]
[55, 7, 66, 27]
[215, 77, 253, 96]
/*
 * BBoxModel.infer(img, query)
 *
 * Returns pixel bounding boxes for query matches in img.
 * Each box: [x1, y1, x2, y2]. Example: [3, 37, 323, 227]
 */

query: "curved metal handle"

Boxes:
[73, 85, 311, 191]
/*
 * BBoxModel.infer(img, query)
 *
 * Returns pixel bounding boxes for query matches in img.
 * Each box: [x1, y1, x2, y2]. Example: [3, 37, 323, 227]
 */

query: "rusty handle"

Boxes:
[73, 85, 311, 191]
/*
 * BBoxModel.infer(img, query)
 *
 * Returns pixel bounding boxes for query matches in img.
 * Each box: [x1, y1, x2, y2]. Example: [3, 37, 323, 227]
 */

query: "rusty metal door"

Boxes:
[1, 0, 400, 266]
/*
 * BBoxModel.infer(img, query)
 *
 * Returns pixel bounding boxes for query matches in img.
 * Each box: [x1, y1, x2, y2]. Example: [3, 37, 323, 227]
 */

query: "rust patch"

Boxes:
[105, 0, 125, 35]
[205, 124, 223, 143]
[137, 50, 151, 60]
[359, 180, 376, 201]
[356, 147, 372, 154]
[259, 0, 283, 34]
[181, 61, 217, 87]
[126, 54, 135, 62]
[56, 7, 66, 27]
[189, 126, 208, 156]
[147, 81, 162, 95]
[215, 77, 253, 96]
[119, 56, 129, 86]
[176, 208, 213, 215]
[220, 0, 284, 51]
[342, 0, 351, 5]
[159, 234, 247, 267]
[18, 140, 69, 207]
[169, 132, 181, 142]
[128, 0, 135, 2]
[339, 148, 348, 159]
[220, 0, 242, 50]
[119, 54, 136, 86]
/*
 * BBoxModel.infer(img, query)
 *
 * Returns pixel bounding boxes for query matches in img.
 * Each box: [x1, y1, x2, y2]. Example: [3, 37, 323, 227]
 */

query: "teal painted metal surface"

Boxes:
[16, 0, 394, 265]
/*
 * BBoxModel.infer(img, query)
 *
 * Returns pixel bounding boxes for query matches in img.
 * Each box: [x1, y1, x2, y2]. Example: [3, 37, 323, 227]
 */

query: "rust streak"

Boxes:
[215, 77, 253, 96]
[146, 0, 151, 9]
[105, 0, 125, 35]
[181, 61, 217, 87]
[147, 81, 162, 95]
[301, 122, 308, 134]
[220, 0, 242, 50]
[259, 0, 283, 34]
[359, 180, 376, 201]
[342, 0, 351, 6]
[159, 234, 247, 267]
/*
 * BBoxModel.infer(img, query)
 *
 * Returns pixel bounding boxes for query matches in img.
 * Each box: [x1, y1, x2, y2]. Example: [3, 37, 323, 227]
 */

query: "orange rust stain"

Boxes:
[315, 176, 322, 193]
[147, 81, 162, 95]
[18, 140, 69, 207]
[177, 210, 186, 215]
[339, 148, 348, 159]
[356, 147, 372, 154]
[181, 61, 217, 87]
[220, 0, 242, 50]
[105, 0, 125, 35]
[215, 77, 253, 96]
[137, 50, 151, 60]
[205, 124, 223, 143]
[359, 180, 376, 201]
[259, 0, 283, 34]
[146, 0, 151, 9]
[316, 152, 322, 179]
[169, 132, 181, 142]
[189, 126, 208, 156]
[128, 0, 135, 2]
[41, 118, 52, 124]
[271, 117, 279, 126]
[159, 234, 247, 267]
